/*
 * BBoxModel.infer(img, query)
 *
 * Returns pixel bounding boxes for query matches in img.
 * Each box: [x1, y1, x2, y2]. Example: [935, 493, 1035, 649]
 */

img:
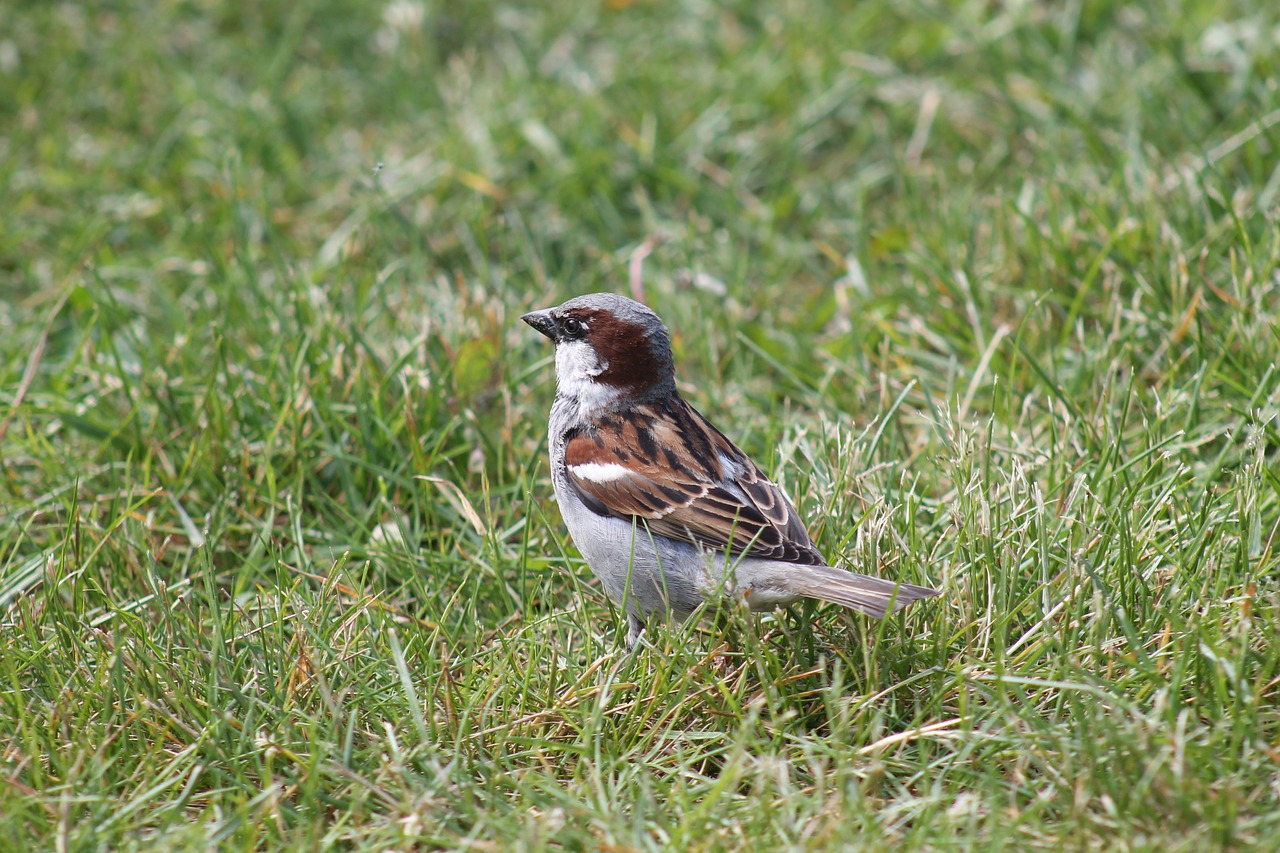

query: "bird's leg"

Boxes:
[625, 613, 648, 649]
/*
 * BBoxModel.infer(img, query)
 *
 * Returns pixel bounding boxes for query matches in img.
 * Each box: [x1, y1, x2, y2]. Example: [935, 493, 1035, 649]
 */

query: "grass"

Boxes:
[2, 0, 1278, 848]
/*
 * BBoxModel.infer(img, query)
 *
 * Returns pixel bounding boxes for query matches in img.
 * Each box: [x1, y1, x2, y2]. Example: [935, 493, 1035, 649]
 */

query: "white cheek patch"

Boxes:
[555, 340, 604, 385]
[569, 462, 633, 483]
[555, 339, 623, 414]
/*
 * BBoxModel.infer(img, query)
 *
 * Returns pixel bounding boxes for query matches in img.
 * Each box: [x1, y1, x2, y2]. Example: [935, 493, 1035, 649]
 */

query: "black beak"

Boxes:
[521, 309, 557, 340]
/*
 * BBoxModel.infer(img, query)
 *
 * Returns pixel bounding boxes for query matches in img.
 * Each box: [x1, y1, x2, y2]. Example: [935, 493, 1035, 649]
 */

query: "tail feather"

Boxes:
[788, 564, 940, 618]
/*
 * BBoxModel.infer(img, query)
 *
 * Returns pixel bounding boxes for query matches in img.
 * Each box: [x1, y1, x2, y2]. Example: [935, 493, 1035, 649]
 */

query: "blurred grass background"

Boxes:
[2, 0, 1278, 849]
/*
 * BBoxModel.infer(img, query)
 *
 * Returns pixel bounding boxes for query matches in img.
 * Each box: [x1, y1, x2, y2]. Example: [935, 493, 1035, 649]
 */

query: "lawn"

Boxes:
[2, 0, 1278, 849]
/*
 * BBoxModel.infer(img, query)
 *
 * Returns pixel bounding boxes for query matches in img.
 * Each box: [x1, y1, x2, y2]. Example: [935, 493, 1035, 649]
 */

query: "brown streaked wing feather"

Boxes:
[699, 419, 821, 559]
[563, 398, 826, 566]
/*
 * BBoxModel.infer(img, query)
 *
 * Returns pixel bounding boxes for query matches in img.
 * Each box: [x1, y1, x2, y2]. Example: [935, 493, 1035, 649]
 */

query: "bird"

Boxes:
[522, 292, 940, 647]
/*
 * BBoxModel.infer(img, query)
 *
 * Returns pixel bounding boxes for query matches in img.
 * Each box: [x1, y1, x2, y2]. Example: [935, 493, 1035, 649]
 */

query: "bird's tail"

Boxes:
[786, 563, 940, 618]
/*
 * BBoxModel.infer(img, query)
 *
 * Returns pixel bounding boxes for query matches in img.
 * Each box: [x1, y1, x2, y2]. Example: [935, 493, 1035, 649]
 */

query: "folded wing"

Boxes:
[563, 397, 826, 566]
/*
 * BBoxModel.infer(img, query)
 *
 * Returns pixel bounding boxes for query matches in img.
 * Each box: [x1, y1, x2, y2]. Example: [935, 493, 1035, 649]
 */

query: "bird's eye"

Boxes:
[560, 317, 587, 339]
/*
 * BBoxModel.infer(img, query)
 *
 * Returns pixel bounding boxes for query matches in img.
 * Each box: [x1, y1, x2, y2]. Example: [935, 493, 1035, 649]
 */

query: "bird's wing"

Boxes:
[563, 397, 825, 566]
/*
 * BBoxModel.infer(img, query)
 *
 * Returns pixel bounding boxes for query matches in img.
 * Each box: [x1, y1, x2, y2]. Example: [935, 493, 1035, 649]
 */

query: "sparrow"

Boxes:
[522, 292, 940, 647]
